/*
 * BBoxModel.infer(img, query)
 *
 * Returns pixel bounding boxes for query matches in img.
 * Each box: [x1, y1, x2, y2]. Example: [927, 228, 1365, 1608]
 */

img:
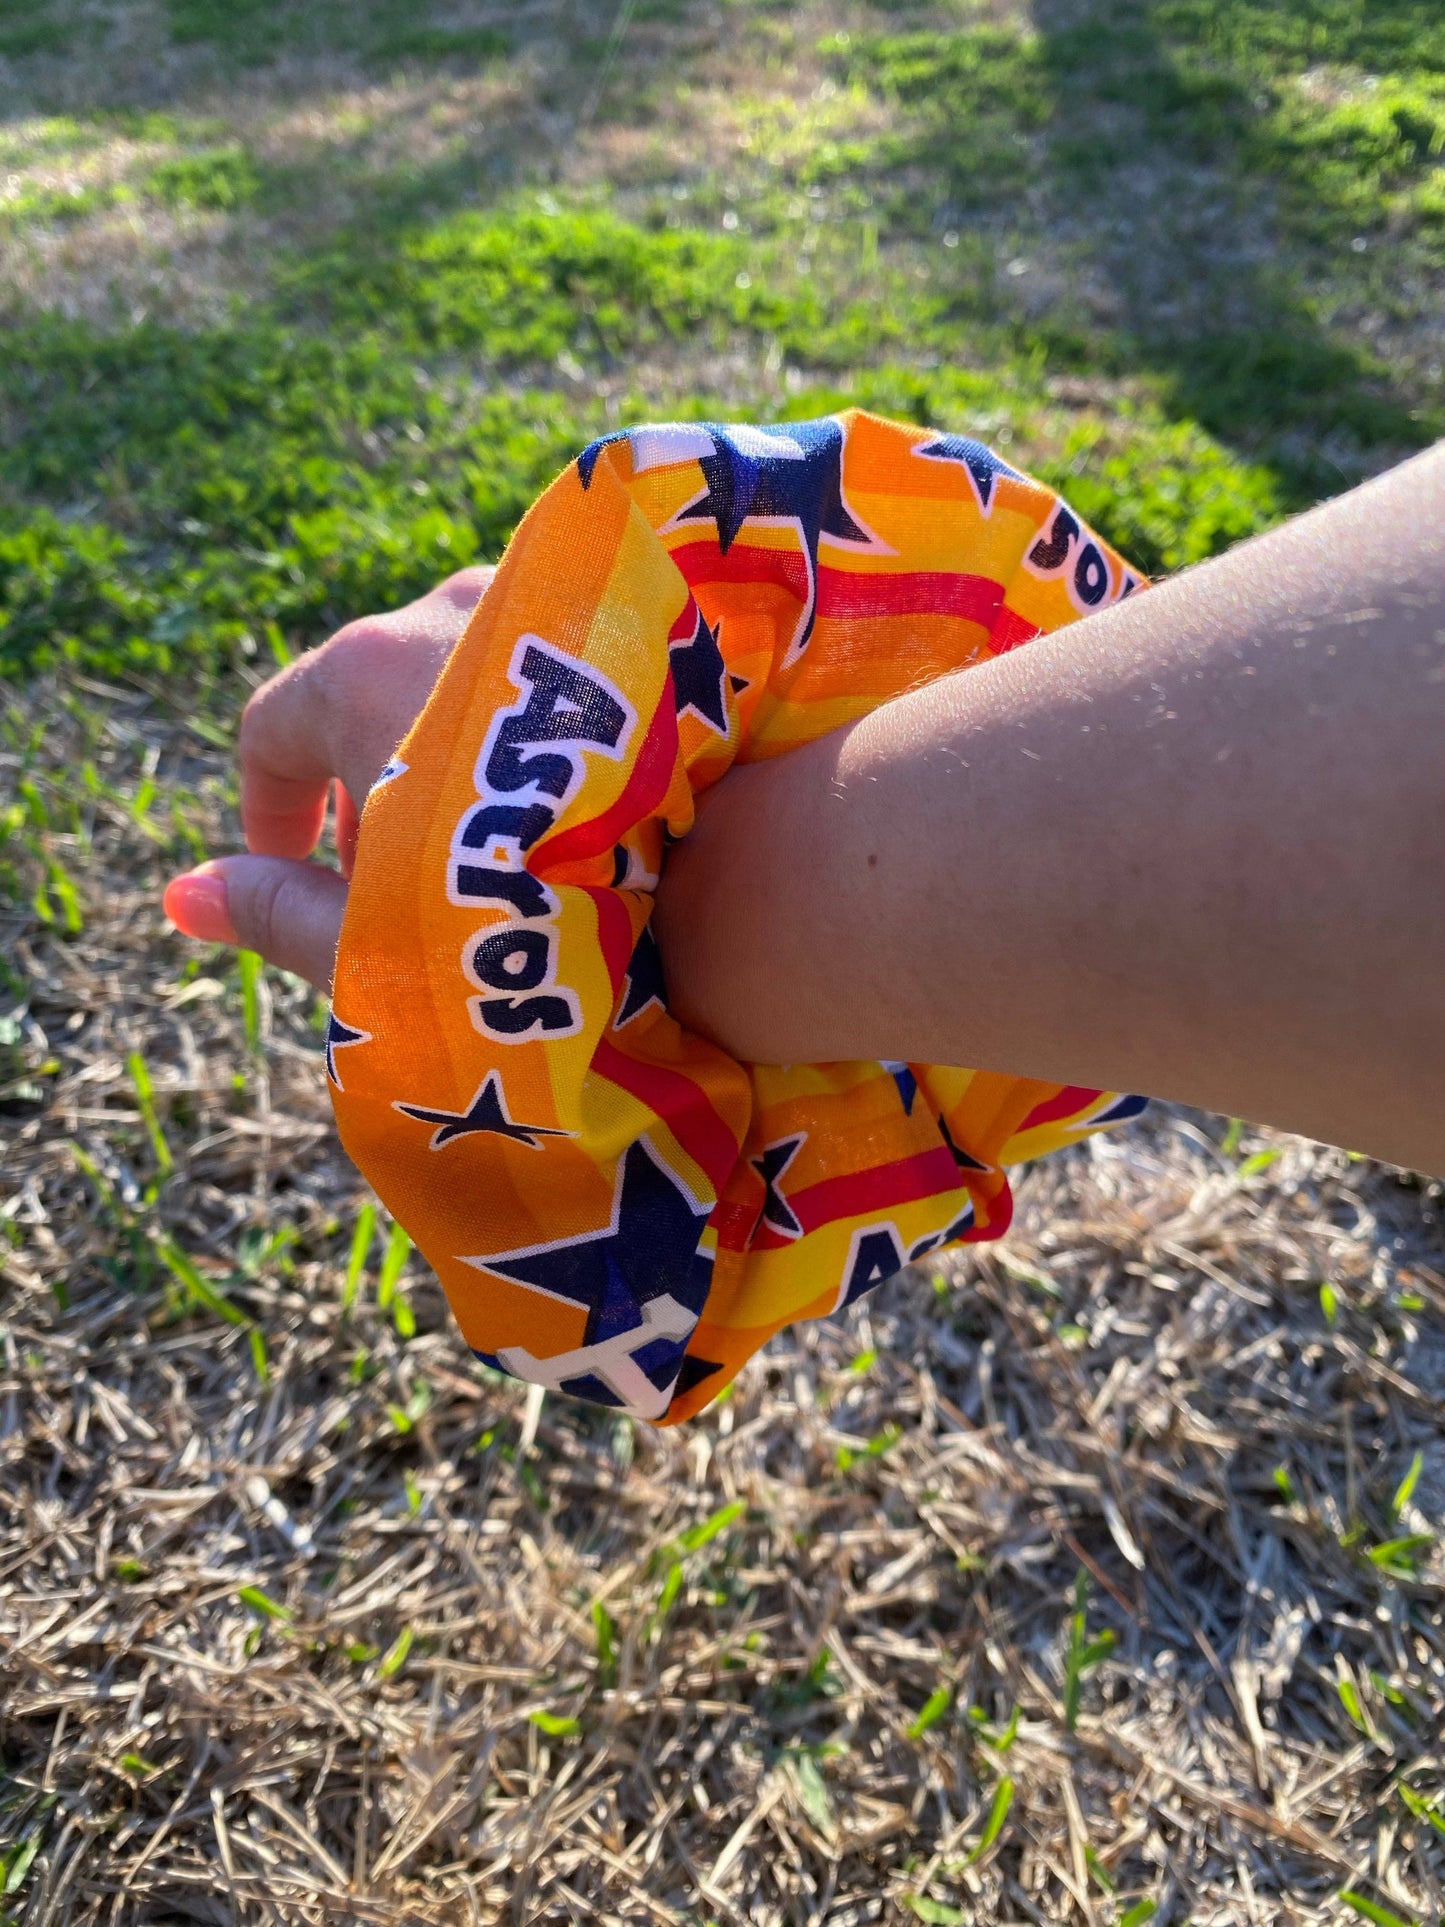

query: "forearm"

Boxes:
[655, 442, 1445, 1174]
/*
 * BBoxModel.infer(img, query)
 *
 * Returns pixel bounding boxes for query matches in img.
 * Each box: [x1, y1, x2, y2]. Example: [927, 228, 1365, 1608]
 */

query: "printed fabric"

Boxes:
[329, 409, 1147, 1424]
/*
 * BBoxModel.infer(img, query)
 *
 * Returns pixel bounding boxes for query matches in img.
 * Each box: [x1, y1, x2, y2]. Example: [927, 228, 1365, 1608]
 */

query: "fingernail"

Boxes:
[163, 866, 238, 944]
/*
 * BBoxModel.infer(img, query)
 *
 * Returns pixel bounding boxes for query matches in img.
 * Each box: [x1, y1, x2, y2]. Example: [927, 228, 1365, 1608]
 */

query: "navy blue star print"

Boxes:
[615, 924, 668, 1028]
[325, 1013, 369, 1090]
[913, 434, 1024, 515]
[1088, 1093, 1149, 1127]
[882, 1060, 918, 1115]
[669, 603, 730, 736]
[467, 1138, 714, 1401]
[938, 1114, 989, 1173]
[752, 1135, 805, 1239]
[675, 419, 877, 661]
[576, 429, 629, 488]
[672, 1353, 724, 1399]
[393, 1071, 569, 1150]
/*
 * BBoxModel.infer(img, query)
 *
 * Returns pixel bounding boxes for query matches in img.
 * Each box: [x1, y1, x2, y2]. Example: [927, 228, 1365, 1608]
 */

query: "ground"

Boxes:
[1, 3, 1444, 1923]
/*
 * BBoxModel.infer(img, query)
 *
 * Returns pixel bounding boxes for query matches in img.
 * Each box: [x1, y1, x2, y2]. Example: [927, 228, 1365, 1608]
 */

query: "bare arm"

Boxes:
[166, 450, 1445, 1173]
[654, 442, 1445, 1174]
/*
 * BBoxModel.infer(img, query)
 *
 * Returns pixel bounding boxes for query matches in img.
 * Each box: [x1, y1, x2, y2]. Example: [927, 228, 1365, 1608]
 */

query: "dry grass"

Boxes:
[2, 686, 1443, 1925]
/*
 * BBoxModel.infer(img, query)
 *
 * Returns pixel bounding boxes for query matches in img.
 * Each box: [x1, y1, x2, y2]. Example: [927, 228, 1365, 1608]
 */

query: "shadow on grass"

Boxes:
[1029, 0, 1439, 496]
[822, 0, 1441, 501]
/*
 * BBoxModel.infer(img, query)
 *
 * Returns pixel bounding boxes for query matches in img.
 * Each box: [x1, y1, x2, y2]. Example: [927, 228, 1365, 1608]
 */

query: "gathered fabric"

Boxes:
[329, 409, 1146, 1424]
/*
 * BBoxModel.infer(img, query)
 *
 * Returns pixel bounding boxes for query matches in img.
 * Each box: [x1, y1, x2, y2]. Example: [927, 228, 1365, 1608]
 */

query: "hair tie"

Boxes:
[330, 409, 1145, 1423]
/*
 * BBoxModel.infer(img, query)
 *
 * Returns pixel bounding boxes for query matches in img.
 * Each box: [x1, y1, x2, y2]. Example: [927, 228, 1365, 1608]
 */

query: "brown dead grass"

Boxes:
[2, 683, 1443, 1925]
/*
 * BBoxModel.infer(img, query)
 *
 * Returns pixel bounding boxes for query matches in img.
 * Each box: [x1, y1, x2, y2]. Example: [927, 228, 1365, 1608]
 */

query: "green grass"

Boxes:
[144, 144, 262, 210]
[161, 0, 510, 65]
[0, 0, 1441, 688]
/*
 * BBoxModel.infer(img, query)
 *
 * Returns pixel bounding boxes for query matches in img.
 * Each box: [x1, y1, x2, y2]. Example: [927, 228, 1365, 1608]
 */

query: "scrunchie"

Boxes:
[329, 409, 1145, 1424]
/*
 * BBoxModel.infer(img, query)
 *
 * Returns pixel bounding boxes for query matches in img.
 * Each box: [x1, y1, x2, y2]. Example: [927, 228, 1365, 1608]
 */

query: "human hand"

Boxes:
[162, 566, 495, 990]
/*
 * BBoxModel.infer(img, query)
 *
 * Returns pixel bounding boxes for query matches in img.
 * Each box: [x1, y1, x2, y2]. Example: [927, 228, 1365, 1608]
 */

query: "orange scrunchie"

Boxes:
[329, 409, 1145, 1423]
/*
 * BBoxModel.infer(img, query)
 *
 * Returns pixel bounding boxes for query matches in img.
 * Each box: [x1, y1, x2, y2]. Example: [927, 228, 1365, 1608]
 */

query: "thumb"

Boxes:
[163, 856, 349, 993]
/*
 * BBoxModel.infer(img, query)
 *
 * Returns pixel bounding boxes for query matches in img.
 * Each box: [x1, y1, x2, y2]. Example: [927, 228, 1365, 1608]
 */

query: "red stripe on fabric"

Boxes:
[1014, 1085, 1106, 1134]
[960, 1174, 1013, 1242]
[670, 539, 809, 603]
[667, 594, 699, 643]
[579, 885, 635, 1001]
[591, 1036, 740, 1191]
[709, 1197, 762, 1247]
[989, 607, 1042, 653]
[532, 683, 680, 876]
[720, 1144, 962, 1252]
[814, 566, 1003, 625]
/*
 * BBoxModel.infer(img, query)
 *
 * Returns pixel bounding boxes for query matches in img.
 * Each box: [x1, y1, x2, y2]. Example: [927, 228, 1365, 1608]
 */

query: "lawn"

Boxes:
[1, 3, 1443, 1922]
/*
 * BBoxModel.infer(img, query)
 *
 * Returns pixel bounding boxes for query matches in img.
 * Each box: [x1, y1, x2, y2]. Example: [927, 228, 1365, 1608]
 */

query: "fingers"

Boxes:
[334, 781, 360, 881]
[239, 565, 496, 858]
[167, 566, 497, 994]
[164, 855, 349, 992]
[238, 628, 432, 860]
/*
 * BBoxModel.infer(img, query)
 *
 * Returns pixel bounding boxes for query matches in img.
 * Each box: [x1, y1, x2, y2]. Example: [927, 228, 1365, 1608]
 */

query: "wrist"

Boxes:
[653, 729, 877, 1065]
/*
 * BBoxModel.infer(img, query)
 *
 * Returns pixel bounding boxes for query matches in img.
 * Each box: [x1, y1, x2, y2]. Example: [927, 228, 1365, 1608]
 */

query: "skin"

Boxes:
[166, 442, 1445, 1176]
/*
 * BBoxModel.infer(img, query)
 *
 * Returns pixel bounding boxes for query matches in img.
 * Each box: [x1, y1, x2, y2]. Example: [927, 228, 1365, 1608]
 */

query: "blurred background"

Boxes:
[1, 6, 1443, 1925]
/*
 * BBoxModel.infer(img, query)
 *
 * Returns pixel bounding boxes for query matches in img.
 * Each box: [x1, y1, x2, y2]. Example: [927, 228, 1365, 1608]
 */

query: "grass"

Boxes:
[6, 3, 1443, 684]
[0, 2, 1444, 1922]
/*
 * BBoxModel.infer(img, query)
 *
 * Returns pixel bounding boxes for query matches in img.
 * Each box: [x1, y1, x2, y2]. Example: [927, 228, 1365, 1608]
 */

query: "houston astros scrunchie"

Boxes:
[328, 408, 1147, 1424]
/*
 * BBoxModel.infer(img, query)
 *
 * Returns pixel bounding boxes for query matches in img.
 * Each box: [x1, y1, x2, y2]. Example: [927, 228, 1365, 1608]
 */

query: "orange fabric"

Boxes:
[330, 410, 1147, 1423]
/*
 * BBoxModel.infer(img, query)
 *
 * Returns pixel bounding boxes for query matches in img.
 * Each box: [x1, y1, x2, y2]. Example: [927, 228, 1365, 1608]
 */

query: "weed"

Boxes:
[593, 1599, 619, 1688]
[906, 1684, 952, 1741]
[836, 1422, 901, 1471]
[1117, 1903, 1157, 1927]
[342, 1202, 376, 1312]
[0, 1834, 40, 1901]
[1391, 1450, 1424, 1518]
[964, 1776, 1014, 1865]
[378, 1626, 413, 1678]
[1063, 1571, 1117, 1729]
[1338, 1892, 1420, 1927]
[529, 1708, 581, 1738]
[237, 1585, 291, 1622]
[377, 1219, 410, 1310]
[126, 1050, 173, 1176]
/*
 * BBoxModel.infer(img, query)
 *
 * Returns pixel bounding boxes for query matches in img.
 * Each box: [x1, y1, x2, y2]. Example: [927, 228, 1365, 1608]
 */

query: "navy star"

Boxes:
[938, 1113, 990, 1173]
[393, 1071, 569, 1150]
[672, 1352, 724, 1399]
[325, 1012, 370, 1090]
[615, 924, 668, 1028]
[674, 419, 881, 662]
[576, 428, 629, 488]
[752, 1134, 805, 1240]
[882, 1059, 918, 1115]
[913, 433, 1024, 516]
[669, 603, 730, 736]
[465, 1138, 714, 1389]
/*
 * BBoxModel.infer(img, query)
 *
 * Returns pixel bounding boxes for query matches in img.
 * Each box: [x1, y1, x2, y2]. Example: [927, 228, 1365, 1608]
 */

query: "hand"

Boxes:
[162, 566, 495, 990]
